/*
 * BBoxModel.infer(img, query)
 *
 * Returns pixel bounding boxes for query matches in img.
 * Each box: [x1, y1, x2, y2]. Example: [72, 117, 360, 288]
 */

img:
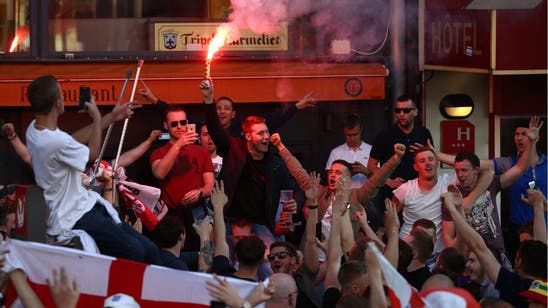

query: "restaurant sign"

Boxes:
[154, 22, 288, 52]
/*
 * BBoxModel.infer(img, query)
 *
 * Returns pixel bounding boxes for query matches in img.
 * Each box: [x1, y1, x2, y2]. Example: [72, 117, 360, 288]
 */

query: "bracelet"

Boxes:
[7, 133, 16, 140]
[103, 188, 113, 192]
[308, 205, 318, 209]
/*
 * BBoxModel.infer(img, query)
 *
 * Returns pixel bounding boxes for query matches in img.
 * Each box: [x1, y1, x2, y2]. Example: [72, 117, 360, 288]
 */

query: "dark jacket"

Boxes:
[205, 103, 298, 231]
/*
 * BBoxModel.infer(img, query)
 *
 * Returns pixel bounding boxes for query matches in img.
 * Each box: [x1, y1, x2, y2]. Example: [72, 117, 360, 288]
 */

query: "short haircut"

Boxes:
[514, 119, 530, 131]
[518, 221, 534, 236]
[518, 240, 547, 279]
[164, 104, 186, 121]
[331, 159, 353, 174]
[413, 147, 436, 162]
[343, 113, 362, 130]
[0, 206, 10, 227]
[412, 218, 437, 234]
[232, 218, 253, 229]
[455, 151, 480, 168]
[409, 229, 434, 263]
[241, 115, 266, 135]
[270, 241, 297, 257]
[396, 95, 416, 108]
[336, 294, 368, 308]
[433, 247, 466, 286]
[152, 216, 185, 248]
[348, 239, 369, 262]
[338, 261, 367, 290]
[216, 96, 235, 108]
[398, 239, 413, 272]
[235, 236, 265, 267]
[27, 75, 61, 114]
[199, 121, 207, 132]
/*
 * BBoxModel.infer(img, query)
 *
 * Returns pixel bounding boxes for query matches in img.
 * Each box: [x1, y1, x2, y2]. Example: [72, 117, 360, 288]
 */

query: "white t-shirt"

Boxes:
[212, 155, 223, 178]
[26, 120, 120, 236]
[393, 173, 454, 253]
[325, 141, 372, 189]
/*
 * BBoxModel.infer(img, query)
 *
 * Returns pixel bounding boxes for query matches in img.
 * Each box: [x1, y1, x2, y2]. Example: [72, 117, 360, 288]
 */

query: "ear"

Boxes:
[245, 132, 251, 141]
[413, 161, 418, 172]
[412, 108, 419, 117]
[163, 121, 168, 131]
[231, 110, 236, 119]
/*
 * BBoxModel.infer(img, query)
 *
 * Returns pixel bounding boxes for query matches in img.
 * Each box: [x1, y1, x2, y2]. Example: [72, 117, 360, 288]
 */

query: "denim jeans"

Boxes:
[74, 204, 160, 264]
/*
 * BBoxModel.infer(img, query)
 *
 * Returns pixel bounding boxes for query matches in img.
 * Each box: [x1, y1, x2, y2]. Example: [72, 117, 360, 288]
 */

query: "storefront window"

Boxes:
[47, 0, 215, 52]
[0, 0, 30, 54]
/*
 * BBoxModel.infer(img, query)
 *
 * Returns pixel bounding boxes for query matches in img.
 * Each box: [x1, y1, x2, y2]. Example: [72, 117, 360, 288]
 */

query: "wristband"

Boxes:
[308, 205, 318, 209]
[7, 133, 16, 140]
[103, 188, 113, 192]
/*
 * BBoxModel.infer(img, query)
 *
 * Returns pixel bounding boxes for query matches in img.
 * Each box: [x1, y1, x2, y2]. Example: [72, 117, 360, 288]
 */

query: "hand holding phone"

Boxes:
[79, 86, 91, 110]
[187, 123, 196, 134]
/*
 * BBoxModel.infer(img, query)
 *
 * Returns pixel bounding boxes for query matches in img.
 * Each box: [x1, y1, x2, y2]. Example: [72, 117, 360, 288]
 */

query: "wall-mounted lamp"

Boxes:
[439, 94, 474, 119]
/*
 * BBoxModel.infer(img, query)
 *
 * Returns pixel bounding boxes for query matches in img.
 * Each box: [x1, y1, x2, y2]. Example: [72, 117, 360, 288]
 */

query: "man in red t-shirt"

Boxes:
[150, 105, 214, 250]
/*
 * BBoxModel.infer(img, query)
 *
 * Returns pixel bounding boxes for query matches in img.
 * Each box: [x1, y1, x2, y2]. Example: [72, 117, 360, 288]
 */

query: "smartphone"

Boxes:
[78, 86, 91, 110]
[158, 132, 170, 140]
[280, 190, 293, 202]
[191, 204, 207, 224]
[187, 123, 196, 134]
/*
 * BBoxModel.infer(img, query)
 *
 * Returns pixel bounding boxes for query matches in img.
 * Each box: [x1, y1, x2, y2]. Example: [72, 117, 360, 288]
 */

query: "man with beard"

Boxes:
[200, 80, 298, 246]
[367, 95, 433, 229]
[150, 105, 215, 251]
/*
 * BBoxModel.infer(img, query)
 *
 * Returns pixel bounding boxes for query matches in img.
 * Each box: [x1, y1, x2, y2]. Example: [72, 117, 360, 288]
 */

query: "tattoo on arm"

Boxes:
[202, 240, 213, 266]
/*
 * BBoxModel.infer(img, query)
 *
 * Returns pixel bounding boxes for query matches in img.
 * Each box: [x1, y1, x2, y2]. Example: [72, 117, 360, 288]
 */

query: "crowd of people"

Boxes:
[0, 74, 546, 307]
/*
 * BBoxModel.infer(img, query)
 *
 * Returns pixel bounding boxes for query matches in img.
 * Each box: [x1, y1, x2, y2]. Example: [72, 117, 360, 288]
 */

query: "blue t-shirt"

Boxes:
[493, 154, 547, 225]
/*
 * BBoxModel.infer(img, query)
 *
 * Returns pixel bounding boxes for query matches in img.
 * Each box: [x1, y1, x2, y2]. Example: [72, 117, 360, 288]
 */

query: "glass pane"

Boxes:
[48, 0, 209, 52]
[0, 0, 30, 54]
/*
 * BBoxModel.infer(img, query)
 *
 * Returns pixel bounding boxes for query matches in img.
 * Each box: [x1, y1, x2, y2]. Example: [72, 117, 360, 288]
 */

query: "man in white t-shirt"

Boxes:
[325, 113, 372, 189]
[25, 75, 159, 263]
[393, 147, 492, 254]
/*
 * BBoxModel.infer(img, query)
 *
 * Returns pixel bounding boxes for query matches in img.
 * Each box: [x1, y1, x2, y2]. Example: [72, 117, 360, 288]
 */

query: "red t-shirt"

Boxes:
[150, 143, 214, 208]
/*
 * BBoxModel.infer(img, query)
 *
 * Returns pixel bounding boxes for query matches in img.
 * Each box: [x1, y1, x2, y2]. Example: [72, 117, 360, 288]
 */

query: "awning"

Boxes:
[0, 61, 387, 107]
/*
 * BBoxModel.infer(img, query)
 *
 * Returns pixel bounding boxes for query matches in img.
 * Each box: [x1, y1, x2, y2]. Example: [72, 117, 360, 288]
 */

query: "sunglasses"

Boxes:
[267, 251, 290, 261]
[394, 107, 415, 114]
[170, 119, 188, 128]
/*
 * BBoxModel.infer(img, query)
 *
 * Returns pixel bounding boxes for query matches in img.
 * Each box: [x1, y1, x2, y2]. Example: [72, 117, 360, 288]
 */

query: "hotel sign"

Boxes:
[154, 22, 288, 52]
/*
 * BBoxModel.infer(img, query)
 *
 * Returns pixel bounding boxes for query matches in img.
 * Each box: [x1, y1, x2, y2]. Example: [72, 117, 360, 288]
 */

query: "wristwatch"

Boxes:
[198, 189, 203, 199]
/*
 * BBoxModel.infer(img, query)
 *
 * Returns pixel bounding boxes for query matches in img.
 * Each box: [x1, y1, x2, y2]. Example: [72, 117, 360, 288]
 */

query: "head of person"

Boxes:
[466, 243, 501, 284]
[336, 294, 369, 308]
[513, 120, 530, 155]
[343, 113, 362, 149]
[234, 236, 265, 268]
[327, 159, 353, 191]
[266, 273, 298, 308]
[27, 75, 63, 115]
[242, 116, 269, 156]
[151, 216, 185, 249]
[422, 273, 455, 290]
[433, 247, 466, 286]
[163, 105, 188, 142]
[198, 122, 216, 154]
[518, 221, 534, 242]
[412, 218, 437, 241]
[408, 229, 434, 266]
[215, 97, 236, 128]
[454, 151, 480, 191]
[0, 206, 15, 234]
[394, 95, 418, 129]
[515, 240, 547, 279]
[338, 261, 369, 296]
[413, 147, 438, 181]
[230, 219, 253, 248]
[269, 241, 298, 274]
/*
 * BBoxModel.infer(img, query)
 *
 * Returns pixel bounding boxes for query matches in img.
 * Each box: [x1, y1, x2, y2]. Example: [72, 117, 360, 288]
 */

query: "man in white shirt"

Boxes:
[25, 75, 159, 263]
[325, 113, 372, 189]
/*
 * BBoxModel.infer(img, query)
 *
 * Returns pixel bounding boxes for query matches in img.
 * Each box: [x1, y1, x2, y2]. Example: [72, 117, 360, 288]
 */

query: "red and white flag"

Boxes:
[3, 239, 257, 307]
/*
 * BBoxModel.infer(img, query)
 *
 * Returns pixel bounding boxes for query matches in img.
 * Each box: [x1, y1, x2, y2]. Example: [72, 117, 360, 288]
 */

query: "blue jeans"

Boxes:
[74, 204, 160, 264]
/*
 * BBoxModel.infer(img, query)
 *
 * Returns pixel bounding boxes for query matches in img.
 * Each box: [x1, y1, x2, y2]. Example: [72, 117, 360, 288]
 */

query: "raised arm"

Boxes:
[151, 131, 198, 180]
[303, 171, 320, 273]
[211, 181, 230, 258]
[427, 139, 494, 170]
[383, 198, 400, 268]
[118, 130, 161, 168]
[442, 184, 501, 284]
[2, 123, 31, 166]
[265, 91, 316, 133]
[355, 143, 405, 204]
[193, 217, 213, 272]
[270, 133, 313, 192]
[500, 116, 542, 188]
[200, 79, 232, 155]
[82, 101, 102, 162]
[520, 189, 547, 244]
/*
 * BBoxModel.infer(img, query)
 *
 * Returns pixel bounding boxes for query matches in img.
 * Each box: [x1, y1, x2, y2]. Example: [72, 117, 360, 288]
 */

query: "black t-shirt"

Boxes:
[403, 266, 432, 290]
[158, 250, 189, 271]
[370, 123, 433, 181]
[495, 267, 533, 308]
[230, 153, 267, 224]
[321, 287, 341, 308]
